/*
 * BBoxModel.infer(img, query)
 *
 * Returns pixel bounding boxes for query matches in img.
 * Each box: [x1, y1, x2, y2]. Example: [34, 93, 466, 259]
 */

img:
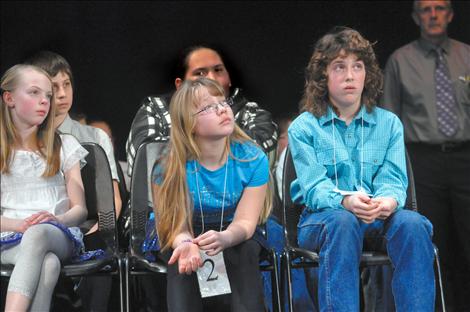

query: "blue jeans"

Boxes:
[298, 209, 435, 312]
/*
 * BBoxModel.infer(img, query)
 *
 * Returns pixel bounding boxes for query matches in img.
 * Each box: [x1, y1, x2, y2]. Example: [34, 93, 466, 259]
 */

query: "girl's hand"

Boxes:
[371, 197, 397, 220]
[16, 219, 33, 233]
[342, 193, 382, 224]
[168, 241, 202, 275]
[193, 230, 232, 256]
[25, 211, 59, 225]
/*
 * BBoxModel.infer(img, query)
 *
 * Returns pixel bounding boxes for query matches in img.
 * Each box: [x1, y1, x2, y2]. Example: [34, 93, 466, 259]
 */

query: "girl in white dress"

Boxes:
[0, 64, 88, 312]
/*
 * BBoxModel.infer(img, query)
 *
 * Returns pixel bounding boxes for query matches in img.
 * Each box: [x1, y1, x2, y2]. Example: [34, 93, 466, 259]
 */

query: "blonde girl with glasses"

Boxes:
[153, 78, 271, 311]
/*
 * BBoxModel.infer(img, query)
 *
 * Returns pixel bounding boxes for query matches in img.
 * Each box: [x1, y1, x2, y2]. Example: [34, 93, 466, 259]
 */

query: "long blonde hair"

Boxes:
[0, 64, 61, 176]
[153, 78, 272, 250]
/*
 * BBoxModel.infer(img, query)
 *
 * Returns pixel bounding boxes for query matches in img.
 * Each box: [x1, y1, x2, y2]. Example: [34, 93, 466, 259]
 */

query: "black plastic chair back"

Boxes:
[281, 146, 304, 248]
[404, 149, 418, 211]
[129, 141, 168, 256]
[270, 170, 284, 223]
[81, 143, 117, 249]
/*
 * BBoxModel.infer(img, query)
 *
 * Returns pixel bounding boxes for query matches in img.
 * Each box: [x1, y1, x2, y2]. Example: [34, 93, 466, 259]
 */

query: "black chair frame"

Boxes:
[124, 141, 168, 312]
[280, 146, 445, 312]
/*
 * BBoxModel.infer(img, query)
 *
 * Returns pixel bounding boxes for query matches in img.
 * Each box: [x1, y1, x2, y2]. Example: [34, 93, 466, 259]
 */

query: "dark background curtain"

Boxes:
[2, 1, 469, 161]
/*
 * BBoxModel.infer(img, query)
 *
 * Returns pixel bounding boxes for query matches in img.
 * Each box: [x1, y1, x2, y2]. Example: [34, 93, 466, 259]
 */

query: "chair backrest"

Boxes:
[81, 142, 117, 249]
[129, 141, 168, 255]
[281, 146, 303, 247]
[404, 149, 418, 211]
[115, 158, 129, 207]
[281, 146, 417, 248]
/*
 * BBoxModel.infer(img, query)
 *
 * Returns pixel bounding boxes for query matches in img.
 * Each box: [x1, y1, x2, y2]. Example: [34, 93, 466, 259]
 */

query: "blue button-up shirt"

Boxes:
[288, 106, 407, 213]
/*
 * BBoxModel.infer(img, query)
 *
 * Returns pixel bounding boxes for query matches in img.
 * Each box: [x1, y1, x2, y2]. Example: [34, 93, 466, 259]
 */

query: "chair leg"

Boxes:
[433, 245, 446, 312]
[281, 250, 294, 312]
[280, 251, 286, 312]
[270, 250, 282, 312]
[118, 256, 125, 312]
[124, 256, 130, 312]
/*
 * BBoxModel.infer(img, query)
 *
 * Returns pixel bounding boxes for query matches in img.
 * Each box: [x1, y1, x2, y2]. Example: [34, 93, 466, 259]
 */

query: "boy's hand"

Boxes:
[342, 193, 381, 223]
[371, 197, 397, 220]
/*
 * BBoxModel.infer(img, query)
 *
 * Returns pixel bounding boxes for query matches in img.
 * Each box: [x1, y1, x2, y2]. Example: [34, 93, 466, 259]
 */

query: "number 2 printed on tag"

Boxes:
[196, 251, 232, 298]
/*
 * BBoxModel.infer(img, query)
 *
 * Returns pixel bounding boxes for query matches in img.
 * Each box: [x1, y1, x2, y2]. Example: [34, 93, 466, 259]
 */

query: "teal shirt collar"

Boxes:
[319, 105, 376, 126]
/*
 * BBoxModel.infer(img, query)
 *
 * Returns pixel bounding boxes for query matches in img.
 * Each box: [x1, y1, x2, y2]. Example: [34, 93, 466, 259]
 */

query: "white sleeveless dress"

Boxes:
[1, 134, 88, 250]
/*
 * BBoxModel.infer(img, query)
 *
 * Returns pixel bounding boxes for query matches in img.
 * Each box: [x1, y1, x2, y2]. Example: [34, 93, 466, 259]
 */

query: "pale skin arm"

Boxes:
[193, 184, 267, 256]
[0, 216, 32, 233]
[25, 162, 87, 227]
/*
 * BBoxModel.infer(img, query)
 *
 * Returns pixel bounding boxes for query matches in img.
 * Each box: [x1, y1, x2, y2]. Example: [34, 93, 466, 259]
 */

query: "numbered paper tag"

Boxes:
[196, 250, 232, 298]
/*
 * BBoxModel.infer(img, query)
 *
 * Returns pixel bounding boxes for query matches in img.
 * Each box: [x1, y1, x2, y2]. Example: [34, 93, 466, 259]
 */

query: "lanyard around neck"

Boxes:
[193, 156, 229, 234]
[332, 109, 365, 192]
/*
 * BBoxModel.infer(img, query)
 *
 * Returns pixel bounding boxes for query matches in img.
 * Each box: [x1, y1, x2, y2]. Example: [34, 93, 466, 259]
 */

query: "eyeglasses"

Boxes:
[193, 98, 234, 116]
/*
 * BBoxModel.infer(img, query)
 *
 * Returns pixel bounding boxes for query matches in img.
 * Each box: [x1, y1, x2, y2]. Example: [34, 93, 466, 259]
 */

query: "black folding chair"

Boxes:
[125, 140, 281, 312]
[124, 141, 168, 312]
[0, 142, 125, 311]
[280, 146, 445, 312]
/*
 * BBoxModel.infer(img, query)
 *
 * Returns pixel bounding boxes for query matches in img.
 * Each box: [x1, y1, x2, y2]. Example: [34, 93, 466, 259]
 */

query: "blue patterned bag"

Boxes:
[141, 212, 160, 261]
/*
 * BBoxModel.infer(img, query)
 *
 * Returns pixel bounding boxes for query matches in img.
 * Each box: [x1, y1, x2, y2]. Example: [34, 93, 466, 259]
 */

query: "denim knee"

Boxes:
[386, 210, 433, 241]
[298, 209, 361, 252]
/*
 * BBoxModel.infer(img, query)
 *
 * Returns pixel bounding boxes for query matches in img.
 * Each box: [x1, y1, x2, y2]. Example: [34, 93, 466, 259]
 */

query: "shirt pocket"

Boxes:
[361, 148, 386, 182]
[316, 148, 349, 179]
[453, 74, 470, 118]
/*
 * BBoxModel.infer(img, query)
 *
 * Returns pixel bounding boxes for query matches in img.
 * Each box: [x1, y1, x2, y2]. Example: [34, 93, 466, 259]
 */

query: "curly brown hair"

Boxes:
[302, 27, 383, 117]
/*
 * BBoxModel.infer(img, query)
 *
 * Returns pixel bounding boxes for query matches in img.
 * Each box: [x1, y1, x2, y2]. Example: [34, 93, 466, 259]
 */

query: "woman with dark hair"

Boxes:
[126, 44, 278, 177]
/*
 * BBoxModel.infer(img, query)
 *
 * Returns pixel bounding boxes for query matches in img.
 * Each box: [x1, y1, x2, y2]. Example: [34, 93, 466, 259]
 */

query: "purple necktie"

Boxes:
[435, 48, 459, 137]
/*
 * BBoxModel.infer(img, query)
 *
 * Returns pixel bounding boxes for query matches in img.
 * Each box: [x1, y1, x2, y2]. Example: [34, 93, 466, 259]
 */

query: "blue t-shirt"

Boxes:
[154, 141, 269, 231]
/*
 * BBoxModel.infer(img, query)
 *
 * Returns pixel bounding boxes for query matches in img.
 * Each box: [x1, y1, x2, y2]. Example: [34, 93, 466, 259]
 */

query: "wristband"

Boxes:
[179, 238, 193, 247]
